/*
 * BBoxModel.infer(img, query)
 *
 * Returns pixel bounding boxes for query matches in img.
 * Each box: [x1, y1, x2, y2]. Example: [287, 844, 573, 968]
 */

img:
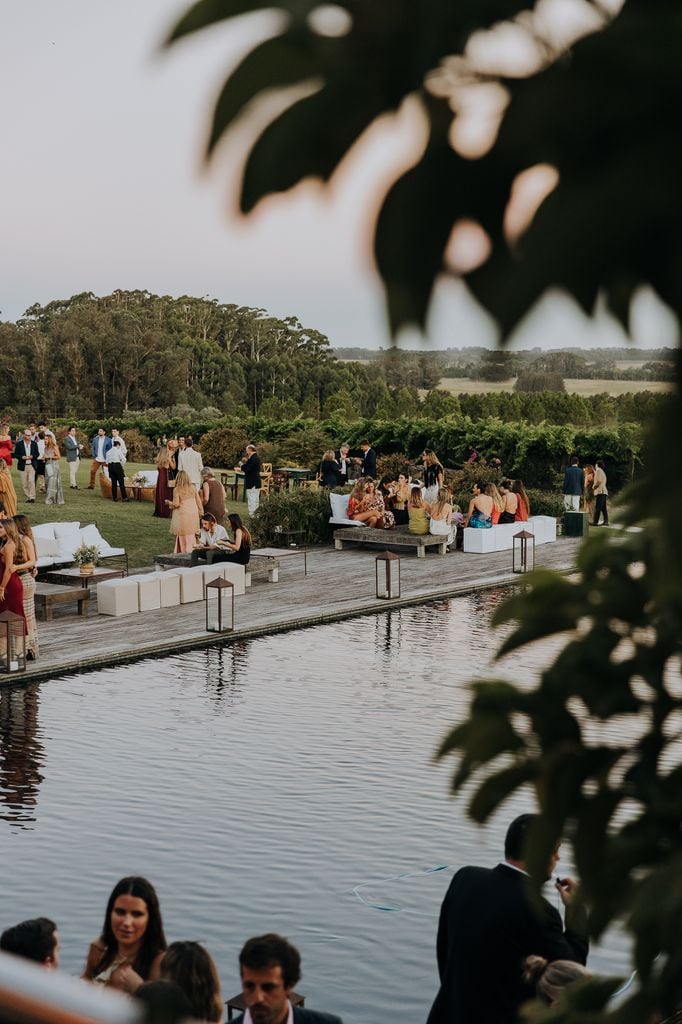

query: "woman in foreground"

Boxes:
[463, 481, 493, 528]
[83, 876, 167, 993]
[161, 941, 223, 1022]
[13, 515, 38, 660]
[167, 470, 203, 553]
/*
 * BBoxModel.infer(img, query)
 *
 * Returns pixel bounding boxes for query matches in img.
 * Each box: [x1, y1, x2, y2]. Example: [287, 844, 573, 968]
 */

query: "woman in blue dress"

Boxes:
[464, 481, 493, 528]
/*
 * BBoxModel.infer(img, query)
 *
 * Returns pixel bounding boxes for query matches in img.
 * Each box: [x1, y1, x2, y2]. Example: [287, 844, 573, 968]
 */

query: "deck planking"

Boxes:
[7, 539, 581, 687]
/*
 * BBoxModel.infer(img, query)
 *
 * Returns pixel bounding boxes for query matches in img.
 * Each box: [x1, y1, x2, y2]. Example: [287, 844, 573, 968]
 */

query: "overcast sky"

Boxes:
[1, 0, 677, 350]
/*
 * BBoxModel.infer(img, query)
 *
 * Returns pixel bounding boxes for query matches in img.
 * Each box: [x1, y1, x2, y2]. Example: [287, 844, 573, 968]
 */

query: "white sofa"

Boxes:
[462, 516, 557, 554]
[328, 492, 367, 528]
[33, 521, 127, 572]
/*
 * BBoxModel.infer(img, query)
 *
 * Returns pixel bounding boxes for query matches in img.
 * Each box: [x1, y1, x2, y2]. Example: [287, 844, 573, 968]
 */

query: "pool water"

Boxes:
[0, 591, 631, 1022]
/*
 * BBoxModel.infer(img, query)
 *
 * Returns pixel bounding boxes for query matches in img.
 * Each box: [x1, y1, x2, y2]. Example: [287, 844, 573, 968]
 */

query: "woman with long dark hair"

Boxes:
[153, 445, 174, 518]
[13, 514, 38, 660]
[512, 479, 531, 521]
[161, 942, 223, 1022]
[0, 519, 27, 666]
[213, 513, 252, 565]
[82, 876, 167, 993]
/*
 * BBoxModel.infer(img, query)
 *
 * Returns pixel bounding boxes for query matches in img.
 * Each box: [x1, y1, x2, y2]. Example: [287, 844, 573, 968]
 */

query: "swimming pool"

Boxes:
[0, 591, 630, 1021]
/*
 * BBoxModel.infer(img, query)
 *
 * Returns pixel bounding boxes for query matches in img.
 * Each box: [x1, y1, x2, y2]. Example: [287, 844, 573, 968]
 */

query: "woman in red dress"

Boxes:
[0, 520, 27, 665]
[153, 445, 174, 518]
[0, 421, 13, 468]
[512, 479, 531, 521]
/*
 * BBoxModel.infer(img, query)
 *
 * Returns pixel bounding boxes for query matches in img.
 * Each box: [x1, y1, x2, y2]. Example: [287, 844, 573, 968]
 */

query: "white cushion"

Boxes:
[329, 493, 349, 519]
[53, 521, 81, 538]
[172, 566, 205, 604]
[138, 470, 158, 486]
[100, 546, 126, 557]
[35, 536, 60, 557]
[80, 524, 103, 547]
[330, 517, 368, 528]
[463, 527, 496, 553]
[32, 523, 57, 541]
[97, 579, 139, 616]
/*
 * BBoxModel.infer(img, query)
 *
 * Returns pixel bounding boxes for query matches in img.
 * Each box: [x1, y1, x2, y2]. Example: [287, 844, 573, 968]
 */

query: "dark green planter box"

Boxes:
[564, 511, 589, 537]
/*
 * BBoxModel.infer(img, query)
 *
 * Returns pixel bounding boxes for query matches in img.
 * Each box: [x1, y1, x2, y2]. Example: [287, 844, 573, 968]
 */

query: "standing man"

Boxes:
[232, 933, 342, 1024]
[1, 917, 60, 968]
[358, 440, 377, 479]
[14, 429, 39, 503]
[592, 459, 609, 526]
[335, 443, 351, 486]
[111, 428, 127, 457]
[427, 813, 588, 1024]
[106, 440, 128, 501]
[178, 436, 204, 490]
[63, 426, 83, 489]
[89, 428, 112, 489]
[241, 444, 262, 516]
[562, 457, 584, 511]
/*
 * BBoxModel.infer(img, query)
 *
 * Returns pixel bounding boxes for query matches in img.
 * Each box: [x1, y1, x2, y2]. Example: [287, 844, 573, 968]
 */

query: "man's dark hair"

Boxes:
[113, 440, 121, 447]
[505, 814, 537, 860]
[0, 918, 57, 963]
[239, 934, 301, 989]
[570, 456, 579, 465]
[360, 439, 370, 446]
[596, 459, 604, 468]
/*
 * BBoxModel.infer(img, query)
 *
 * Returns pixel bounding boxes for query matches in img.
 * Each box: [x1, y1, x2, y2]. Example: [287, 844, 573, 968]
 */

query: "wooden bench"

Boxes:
[34, 582, 90, 620]
[333, 527, 448, 557]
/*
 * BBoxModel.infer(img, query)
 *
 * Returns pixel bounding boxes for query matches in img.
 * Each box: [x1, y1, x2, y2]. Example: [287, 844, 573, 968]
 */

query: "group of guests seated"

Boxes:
[345, 473, 532, 547]
[1, 876, 343, 1023]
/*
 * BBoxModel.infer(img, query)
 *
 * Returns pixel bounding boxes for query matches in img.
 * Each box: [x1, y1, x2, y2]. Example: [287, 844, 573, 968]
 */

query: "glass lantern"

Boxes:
[376, 551, 401, 599]
[512, 529, 535, 574]
[0, 610, 27, 673]
[205, 577, 235, 633]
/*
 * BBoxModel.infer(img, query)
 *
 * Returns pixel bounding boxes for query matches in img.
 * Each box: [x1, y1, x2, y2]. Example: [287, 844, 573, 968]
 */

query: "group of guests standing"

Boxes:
[0, 421, 66, 508]
[2, 876, 343, 1023]
[562, 457, 609, 526]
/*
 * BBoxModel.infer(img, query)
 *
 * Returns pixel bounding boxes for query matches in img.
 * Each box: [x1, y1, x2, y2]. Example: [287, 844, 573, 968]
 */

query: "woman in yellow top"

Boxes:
[408, 486, 430, 535]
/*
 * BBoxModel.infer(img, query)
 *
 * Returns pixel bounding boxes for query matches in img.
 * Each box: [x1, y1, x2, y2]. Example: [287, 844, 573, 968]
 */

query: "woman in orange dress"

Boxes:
[167, 470, 204, 553]
[512, 479, 531, 521]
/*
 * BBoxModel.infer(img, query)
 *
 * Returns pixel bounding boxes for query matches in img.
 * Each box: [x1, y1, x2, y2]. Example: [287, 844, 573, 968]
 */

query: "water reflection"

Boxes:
[0, 685, 44, 826]
[203, 641, 250, 705]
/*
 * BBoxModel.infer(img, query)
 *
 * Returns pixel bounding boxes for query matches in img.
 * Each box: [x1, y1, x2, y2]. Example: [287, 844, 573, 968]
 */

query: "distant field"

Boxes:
[436, 377, 673, 396]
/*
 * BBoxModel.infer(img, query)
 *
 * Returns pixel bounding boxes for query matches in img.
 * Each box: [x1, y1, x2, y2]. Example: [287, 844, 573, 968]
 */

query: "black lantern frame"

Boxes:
[512, 529, 536, 574]
[0, 610, 27, 673]
[376, 550, 401, 599]
[205, 577, 235, 633]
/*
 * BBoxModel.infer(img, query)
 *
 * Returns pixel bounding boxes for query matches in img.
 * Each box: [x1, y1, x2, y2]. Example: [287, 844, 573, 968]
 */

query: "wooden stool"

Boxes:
[226, 991, 304, 1020]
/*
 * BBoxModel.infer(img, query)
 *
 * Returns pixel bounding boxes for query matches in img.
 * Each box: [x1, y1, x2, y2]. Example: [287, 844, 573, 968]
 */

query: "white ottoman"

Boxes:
[134, 574, 162, 612]
[531, 515, 557, 543]
[493, 523, 517, 551]
[97, 578, 139, 616]
[199, 564, 227, 595]
[145, 571, 181, 608]
[213, 562, 246, 596]
[173, 566, 205, 604]
[463, 527, 496, 553]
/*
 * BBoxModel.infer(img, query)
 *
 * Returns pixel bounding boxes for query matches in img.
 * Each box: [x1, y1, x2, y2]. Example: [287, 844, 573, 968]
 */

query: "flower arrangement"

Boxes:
[131, 472, 148, 487]
[72, 544, 101, 568]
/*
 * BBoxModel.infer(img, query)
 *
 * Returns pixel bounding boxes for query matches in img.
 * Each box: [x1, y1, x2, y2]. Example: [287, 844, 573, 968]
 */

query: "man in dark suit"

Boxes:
[562, 456, 585, 511]
[427, 814, 588, 1024]
[358, 439, 377, 479]
[232, 933, 343, 1024]
[240, 444, 263, 515]
[14, 429, 40, 502]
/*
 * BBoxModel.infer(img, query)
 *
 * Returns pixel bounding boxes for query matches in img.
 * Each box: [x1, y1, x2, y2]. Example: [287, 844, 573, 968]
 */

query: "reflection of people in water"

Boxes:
[0, 686, 44, 825]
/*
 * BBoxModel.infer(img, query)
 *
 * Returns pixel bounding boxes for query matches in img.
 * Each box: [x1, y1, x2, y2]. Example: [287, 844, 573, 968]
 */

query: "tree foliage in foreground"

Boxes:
[167, 1, 682, 1019]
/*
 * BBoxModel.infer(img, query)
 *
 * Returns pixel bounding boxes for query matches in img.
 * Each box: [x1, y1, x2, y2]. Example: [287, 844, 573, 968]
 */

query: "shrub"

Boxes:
[376, 452, 412, 482]
[277, 427, 334, 470]
[526, 489, 565, 517]
[250, 489, 333, 545]
[121, 428, 154, 462]
[198, 426, 249, 469]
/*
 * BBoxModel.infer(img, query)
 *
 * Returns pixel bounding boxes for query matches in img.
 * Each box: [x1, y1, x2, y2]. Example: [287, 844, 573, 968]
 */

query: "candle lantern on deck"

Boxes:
[376, 550, 401, 599]
[205, 577, 235, 633]
[512, 530, 535, 575]
[0, 610, 27, 673]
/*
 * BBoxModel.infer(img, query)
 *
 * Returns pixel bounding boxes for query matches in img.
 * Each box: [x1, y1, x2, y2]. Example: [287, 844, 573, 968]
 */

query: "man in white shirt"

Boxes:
[105, 441, 129, 502]
[177, 436, 203, 489]
[111, 429, 127, 456]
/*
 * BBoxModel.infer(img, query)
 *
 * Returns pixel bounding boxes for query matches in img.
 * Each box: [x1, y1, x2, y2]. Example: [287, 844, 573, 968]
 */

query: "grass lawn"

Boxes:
[436, 377, 673, 396]
[10, 461, 248, 570]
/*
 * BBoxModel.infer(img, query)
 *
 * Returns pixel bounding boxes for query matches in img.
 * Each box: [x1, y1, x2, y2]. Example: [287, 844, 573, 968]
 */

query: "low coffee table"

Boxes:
[250, 546, 307, 582]
[46, 566, 126, 590]
[34, 582, 90, 620]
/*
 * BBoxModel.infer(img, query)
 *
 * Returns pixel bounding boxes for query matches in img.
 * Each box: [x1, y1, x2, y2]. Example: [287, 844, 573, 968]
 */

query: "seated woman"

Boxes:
[523, 955, 590, 1008]
[392, 472, 411, 526]
[428, 488, 456, 548]
[349, 479, 384, 528]
[318, 450, 340, 488]
[190, 514, 229, 564]
[485, 482, 505, 524]
[498, 478, 518, 523]
[512, 479, 531, 521]
[377, 477, 396, 529]
[160, 941, 223, 1023]
[211, 513, 251, 565]
[464, 481, 493, 528]
[408, 486, 430, 535]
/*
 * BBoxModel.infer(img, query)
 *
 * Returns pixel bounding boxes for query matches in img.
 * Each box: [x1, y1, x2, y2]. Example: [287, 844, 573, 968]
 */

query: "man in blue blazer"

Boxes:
[231, 933, 343, 1024]
[88, 428, 112, 489]
[427, 814, 589, 1024]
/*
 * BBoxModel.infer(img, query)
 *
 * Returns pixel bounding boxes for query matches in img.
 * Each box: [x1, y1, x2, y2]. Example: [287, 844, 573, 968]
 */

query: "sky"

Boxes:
[1, 0, 678, 351]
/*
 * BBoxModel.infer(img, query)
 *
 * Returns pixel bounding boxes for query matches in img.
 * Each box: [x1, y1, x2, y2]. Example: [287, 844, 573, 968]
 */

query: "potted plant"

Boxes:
[72, 543, 101, 575]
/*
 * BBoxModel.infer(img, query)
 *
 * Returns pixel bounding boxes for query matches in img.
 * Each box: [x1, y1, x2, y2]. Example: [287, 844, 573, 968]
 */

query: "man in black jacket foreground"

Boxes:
[427, 814, 589, 1024]
[232, 932, 343, 1024]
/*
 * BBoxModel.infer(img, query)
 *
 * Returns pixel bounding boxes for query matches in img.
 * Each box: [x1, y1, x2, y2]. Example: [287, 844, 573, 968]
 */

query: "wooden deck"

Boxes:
[6, 539, 581, 687]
